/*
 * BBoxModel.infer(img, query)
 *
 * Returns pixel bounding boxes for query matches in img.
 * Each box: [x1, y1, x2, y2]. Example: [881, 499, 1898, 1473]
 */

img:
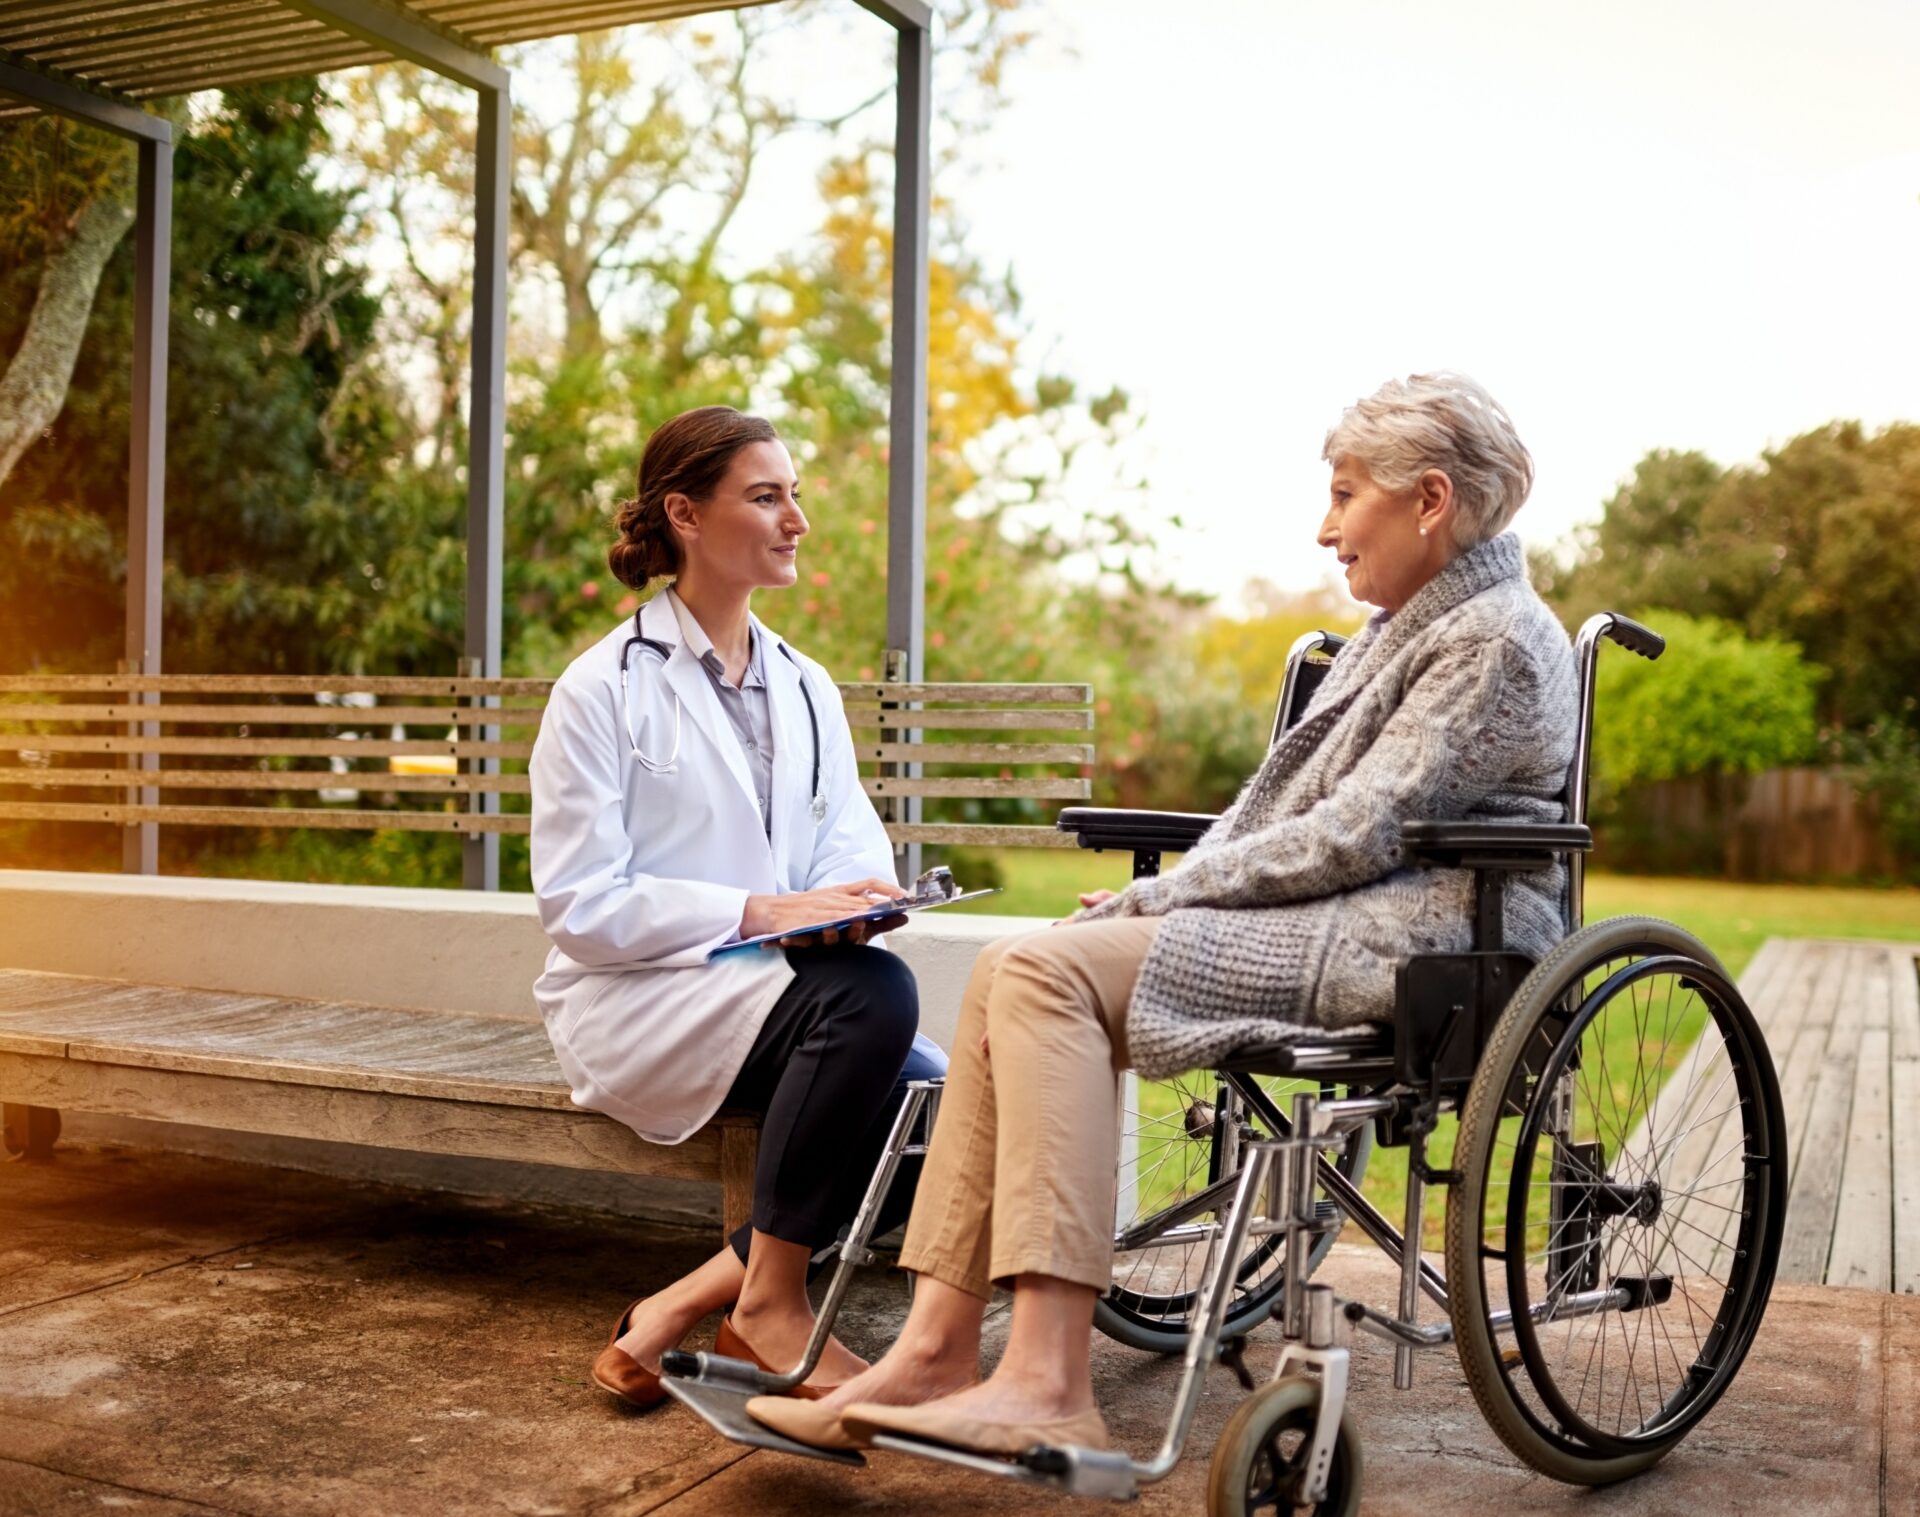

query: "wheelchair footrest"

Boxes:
[866, 1433, 1137, 1501]
[660, 1375, 867, 1466]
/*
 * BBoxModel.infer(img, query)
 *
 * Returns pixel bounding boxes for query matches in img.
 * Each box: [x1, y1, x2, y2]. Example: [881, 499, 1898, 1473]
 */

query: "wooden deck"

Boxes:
[1723, 936, 1919, 1293]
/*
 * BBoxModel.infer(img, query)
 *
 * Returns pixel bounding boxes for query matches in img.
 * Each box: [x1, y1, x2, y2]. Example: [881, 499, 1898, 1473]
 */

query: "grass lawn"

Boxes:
[949, 847, 1920, 1248]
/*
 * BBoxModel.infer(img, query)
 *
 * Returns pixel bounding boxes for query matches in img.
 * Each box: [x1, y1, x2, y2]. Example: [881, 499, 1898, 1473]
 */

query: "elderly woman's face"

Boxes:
[1318, 456, 1447, 612]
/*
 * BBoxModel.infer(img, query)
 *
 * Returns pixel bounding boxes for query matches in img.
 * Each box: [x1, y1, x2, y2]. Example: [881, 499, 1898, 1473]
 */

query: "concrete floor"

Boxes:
[1, 1145, 1912, 1517]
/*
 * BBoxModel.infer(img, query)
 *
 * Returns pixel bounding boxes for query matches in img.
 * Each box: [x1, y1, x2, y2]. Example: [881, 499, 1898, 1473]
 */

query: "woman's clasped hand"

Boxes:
[741, 879, 910, 948]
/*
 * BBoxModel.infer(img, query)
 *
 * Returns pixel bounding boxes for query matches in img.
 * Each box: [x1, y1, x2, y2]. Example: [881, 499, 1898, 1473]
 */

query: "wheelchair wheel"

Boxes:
[1444, 916, 1786, 1484]
[1206, 1374, 1362, 1517]
[1098, 1071, 1371, 1354]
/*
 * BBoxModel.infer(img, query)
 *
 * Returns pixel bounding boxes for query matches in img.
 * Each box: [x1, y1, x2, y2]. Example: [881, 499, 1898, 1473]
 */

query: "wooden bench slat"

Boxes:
[1, 735, 533, 758]
[0, 703, 545, 726]
[0, 767, 531, 794]
[862, 777, 1090, 800]
[884, 823, 1079, 847]
[2, 676, 1091, 702]
[858, 742, 1094, 764]
[0, 969, 569, 1107]
[847, 709, 1094, 731]
[0, 802, 529, 834]
[836, 683, 1091, 703]
[0, 675, 555, 697]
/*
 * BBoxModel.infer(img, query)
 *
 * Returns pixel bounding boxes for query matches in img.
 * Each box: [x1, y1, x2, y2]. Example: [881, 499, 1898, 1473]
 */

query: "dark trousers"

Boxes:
[722, 944, 924, 1264]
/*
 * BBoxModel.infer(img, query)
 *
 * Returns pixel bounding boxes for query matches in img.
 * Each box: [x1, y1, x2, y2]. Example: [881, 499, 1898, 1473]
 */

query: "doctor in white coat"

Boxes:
[530, 405, 946, 1411]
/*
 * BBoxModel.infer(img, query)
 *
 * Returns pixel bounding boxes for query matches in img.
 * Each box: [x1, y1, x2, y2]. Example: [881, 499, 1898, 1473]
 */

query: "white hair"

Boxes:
[1322, 372, 1534, 549]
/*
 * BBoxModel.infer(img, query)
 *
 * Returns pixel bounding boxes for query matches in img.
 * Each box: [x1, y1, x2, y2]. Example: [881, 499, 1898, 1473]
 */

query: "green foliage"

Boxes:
[1590, 611, 1822, 807]
[1830, 709, 1920, 883]
[1191, 584, 1364, 714]
[1546, 424, 1920, 740]
[0, 80, 395, 676]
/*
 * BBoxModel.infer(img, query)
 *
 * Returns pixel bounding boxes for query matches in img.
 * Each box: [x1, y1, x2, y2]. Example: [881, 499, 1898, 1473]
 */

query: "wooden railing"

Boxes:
[0, 674, 1093, 850]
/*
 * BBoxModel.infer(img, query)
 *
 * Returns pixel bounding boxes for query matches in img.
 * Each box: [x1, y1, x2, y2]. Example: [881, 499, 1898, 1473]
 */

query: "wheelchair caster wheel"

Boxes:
[1207, 1374, 1361, 1517]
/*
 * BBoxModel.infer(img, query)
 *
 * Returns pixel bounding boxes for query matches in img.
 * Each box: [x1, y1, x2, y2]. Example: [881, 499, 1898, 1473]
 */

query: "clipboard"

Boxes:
[709, 888, 1000, 958]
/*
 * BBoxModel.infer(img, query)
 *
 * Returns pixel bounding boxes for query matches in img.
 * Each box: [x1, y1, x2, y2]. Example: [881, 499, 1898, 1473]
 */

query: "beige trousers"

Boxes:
[897, 915, 1160, 1300]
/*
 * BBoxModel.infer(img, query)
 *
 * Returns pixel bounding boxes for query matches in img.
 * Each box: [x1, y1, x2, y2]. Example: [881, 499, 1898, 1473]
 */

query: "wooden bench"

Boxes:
[0, 671, 1093, 1216]
[0, 965, 762, 1235]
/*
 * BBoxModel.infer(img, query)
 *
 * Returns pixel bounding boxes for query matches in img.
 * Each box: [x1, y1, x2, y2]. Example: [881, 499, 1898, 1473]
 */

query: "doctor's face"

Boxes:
[672, 439, 810, 593]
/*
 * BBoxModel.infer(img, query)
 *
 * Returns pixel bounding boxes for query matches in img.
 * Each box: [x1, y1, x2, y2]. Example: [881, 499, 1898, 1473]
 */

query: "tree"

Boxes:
[1531, 449, 1724, 621]
[1546, 422, 1920, 740]
[329, 8, 1173, 701]
[0, 81, 392, 677]
[0, 111, 152, 489]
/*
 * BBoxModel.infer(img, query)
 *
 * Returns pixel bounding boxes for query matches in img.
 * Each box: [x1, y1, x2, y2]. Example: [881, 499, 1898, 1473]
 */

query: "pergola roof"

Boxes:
[0, 0, 775, 115]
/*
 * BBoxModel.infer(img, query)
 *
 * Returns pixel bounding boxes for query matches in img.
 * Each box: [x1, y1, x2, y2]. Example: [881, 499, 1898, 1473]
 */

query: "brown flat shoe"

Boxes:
[715, 1314, 857, 1402]
[840, 1400, 1110, 1458]
[590, 1297, 669, 1410]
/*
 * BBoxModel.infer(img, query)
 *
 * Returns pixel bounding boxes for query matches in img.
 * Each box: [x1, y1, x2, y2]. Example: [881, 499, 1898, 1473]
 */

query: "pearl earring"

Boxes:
[1419, 527, 1428, 537]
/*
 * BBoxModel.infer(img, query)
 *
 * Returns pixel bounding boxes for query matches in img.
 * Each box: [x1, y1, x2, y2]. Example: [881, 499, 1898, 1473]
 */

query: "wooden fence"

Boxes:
[1601, 766, 1899, 881]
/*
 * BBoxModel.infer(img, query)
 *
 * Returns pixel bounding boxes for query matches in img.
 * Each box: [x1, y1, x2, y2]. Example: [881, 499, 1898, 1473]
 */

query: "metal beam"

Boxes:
[462, 78, 510, 890]
[0, 50, 172, 140]
[883, 14, 930, 881]
[122, 133, 172, 874]
[853, 0, 932, 31]
[275, 0, 506, 92]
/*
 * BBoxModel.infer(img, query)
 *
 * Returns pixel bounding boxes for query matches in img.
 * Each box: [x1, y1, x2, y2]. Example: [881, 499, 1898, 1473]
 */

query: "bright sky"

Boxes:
[938, 0, 1920, 606]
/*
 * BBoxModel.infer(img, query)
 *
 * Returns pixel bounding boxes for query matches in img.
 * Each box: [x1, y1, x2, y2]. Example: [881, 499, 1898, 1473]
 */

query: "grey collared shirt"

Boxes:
[665, 587, 776, 839]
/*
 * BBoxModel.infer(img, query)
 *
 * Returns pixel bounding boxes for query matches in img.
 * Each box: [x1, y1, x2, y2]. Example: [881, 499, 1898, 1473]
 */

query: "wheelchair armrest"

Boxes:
[1401, 820, 1593, 870]
[1057, 807, 1218, 854]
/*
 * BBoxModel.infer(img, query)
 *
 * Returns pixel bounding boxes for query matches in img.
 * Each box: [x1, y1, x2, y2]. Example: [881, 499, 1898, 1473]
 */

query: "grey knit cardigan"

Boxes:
[1080, 531, 1578, 1078]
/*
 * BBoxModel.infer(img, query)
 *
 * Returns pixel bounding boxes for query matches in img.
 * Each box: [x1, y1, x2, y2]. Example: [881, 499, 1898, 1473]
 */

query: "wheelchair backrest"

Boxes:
[1270, 612, 1665, 933]
[1270, 629, 1348, 745]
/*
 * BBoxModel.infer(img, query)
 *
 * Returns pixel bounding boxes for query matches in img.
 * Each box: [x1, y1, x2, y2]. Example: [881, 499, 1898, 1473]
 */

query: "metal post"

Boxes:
[0, 62, 176, 877]
[121, 131, 171, 874]
[884, 15, 930, 885]
[272, 5, 510, 891]
[462, 80, 509, 891]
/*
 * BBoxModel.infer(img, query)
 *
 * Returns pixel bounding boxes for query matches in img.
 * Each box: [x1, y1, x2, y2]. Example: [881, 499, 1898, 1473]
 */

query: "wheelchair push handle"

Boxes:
[1599, 613, 1665, 660]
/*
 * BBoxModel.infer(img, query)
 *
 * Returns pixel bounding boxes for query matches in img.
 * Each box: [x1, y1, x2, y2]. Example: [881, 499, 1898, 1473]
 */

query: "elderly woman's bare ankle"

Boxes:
[889, 1274, 986, 1368]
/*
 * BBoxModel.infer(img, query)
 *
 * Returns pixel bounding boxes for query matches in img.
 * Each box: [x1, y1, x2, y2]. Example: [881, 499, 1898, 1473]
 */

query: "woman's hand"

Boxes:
[741, 879, 908, 949]
[1048, 886, 1118, 930]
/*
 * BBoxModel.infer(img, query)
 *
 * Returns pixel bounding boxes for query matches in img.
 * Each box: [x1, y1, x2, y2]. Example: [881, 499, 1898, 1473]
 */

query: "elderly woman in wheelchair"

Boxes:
[667, 373, 1787, 1515]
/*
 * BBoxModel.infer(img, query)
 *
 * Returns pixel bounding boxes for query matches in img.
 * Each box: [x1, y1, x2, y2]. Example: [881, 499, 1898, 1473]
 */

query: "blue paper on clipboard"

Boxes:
[709, 886, 999, 958]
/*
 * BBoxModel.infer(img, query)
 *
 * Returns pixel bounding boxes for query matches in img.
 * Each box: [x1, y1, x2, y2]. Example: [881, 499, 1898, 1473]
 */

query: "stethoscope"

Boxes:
[618, 610, 828, 824]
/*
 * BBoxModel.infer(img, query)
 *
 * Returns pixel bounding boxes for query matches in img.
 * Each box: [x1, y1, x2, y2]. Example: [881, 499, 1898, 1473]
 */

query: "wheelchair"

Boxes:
[661, 612, 1788, 1516]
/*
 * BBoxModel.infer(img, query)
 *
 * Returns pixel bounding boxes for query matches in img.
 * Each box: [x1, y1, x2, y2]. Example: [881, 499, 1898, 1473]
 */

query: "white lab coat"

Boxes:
[529, 592, 900, 1144]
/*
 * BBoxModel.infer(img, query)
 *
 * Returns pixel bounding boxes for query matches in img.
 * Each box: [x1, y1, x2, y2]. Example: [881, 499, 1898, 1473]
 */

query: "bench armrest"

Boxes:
[1401, 820, 1593, 870]
[1057, 807, 1218, 854]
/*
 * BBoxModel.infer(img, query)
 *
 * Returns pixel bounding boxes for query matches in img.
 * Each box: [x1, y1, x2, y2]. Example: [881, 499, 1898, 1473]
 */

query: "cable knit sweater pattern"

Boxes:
[1078, 532, 1578, 1078]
